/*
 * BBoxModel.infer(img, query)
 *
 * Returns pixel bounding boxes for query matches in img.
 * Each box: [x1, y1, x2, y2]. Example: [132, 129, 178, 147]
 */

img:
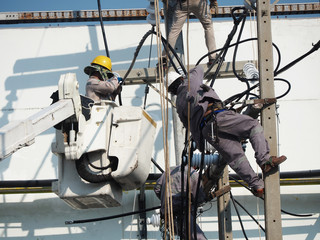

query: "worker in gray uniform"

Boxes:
[84, 55, 122, 102]
[166, 66, 287, 196]
[154, 164, 207, 239]
[162, 0, 218, 66]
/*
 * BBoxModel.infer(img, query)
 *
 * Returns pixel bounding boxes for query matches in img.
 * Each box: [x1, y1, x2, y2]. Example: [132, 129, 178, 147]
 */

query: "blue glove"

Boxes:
[113, 72, 123, 84]
[117, 77, 123, 84]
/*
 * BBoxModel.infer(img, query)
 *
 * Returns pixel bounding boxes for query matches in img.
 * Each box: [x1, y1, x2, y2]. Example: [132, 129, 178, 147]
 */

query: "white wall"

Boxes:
[0, 17, 319, 239]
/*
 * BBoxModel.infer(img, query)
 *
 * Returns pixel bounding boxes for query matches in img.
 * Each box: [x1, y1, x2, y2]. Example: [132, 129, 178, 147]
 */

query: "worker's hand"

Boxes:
[210, 0, 218, 15]
[117, 77, 123, 84]
[113, 72, 124, 84]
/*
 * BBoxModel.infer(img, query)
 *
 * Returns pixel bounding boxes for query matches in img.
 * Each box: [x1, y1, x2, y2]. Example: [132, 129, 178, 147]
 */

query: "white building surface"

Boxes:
[0, 11, 319, 240]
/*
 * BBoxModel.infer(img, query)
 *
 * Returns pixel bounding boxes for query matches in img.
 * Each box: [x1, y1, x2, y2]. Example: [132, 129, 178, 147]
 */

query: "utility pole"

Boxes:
[163, 0, 185, 165]
[256, 0, 283, 239]
[217, 166, 233, 240]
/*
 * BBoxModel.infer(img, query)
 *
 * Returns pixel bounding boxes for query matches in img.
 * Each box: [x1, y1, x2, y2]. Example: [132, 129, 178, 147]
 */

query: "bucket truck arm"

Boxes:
[0, 73, 81, 160]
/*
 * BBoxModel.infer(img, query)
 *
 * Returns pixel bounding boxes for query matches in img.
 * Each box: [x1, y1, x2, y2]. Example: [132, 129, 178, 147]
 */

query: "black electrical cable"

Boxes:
[180, 161, 186, 239]
[274, 78, 291, 99]
[160, 36, 184, 75]
[75, 153, 113, 183]
[232, 8, 249, 82]
[197, 38, 281, 76]
[248, 92, 260, 99]
[223, 83, 259, 106]
[143, 84, 149, 110]
[65, 206, 161, 225]
[97, 0, 109, 57]
[143, 29, 155, 110]
[226, 77, 291, 105]
[198, 202, 214, 217]
[229, 175, 314, 218]
[233, 197, 265, 232]
[151, 158, 164, 173]
[275, 40, 320, 77]
[180, 136, 188, 239]
[230, 192, 249, 240]
[205, 7, 248, 86]
[122, 28, 186, 84]
[148, 29, 154, 69]
[88, 161, 111, 171]
[223, 76, 291, 107]
[115, 27, 184, 108]
[96, 0, 123, 106]
[122, 29, 152, 83]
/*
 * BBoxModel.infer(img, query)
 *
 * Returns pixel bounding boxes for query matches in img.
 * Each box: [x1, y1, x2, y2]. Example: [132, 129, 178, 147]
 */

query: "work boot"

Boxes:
[262, 155, 287, 173]
[252, 188, 264, 198]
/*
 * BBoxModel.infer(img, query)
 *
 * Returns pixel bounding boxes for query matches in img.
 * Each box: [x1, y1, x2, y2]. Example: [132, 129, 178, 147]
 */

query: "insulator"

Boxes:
[69, 129, 76, 143]
[191, 153, 219, 167]
[146, 0, 156, 26]
[147, 213, 160, 227]
[243, 62, 259, 80]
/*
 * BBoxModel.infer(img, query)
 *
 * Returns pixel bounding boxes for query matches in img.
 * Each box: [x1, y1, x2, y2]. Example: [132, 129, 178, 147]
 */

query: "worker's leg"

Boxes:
[194, 223, 207, 240]
[191, 0, 217, 60]
[216, 110, 271, 167]
[162, 5, 188, 58]
[206, 131, 264, 189]
[188, 214, 207, 240]
[201, 113, 265, 190]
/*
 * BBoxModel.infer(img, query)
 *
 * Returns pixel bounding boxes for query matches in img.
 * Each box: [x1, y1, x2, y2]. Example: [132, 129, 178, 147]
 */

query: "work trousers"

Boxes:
[162, 0, 217, 60]
[202, 110, 269, 189]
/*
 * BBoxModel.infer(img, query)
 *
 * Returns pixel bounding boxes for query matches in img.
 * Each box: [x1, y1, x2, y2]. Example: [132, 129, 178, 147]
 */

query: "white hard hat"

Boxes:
[166, 71, 182, 88]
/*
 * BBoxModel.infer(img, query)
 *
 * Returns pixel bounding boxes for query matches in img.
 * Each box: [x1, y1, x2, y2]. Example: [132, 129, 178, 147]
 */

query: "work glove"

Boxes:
[113, 72, 124, 84]
[210, 0, 218, 15]
[117, 77, 123, 84]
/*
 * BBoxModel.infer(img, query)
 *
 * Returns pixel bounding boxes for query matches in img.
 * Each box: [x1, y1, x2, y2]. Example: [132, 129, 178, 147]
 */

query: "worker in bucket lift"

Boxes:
[154, 164, 207, 240]
[161, 0, 218, 67]
[84, 55, 123, 102]
[166, 65, 287, 197]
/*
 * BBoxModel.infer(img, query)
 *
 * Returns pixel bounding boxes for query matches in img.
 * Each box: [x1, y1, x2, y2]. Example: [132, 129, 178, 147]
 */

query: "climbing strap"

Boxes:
[209, 185, 231, 200]
[244, 98, 277, 106]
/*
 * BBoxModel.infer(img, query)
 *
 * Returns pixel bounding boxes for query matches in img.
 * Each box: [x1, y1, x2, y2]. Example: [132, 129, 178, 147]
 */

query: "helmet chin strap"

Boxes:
[99, 65, 109, 81]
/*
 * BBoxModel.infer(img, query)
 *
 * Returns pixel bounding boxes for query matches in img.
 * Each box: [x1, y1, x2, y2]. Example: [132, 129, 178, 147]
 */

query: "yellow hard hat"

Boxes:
[84, 55, 113, 80]
[91, 55, 112, 71]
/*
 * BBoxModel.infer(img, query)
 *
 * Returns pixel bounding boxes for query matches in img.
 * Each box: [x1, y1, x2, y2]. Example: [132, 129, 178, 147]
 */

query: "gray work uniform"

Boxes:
[162, 0, 217, 61]
[85, 73, 119, 102]
[175, 66, 269, 190]
[154, 165, 207, 240]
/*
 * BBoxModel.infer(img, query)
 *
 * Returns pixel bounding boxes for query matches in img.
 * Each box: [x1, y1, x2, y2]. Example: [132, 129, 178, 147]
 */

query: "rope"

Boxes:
[185, 1, 193, 239]
[154, 0, 175, 238]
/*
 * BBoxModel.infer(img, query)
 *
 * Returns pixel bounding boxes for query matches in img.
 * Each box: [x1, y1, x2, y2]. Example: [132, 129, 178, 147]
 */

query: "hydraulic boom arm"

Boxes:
[0, 73, 81, 160]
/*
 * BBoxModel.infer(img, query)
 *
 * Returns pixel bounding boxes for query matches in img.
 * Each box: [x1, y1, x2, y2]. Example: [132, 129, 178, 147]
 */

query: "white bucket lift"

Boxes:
[52, 100, 157, 209]
[0, 73, 157, 209]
